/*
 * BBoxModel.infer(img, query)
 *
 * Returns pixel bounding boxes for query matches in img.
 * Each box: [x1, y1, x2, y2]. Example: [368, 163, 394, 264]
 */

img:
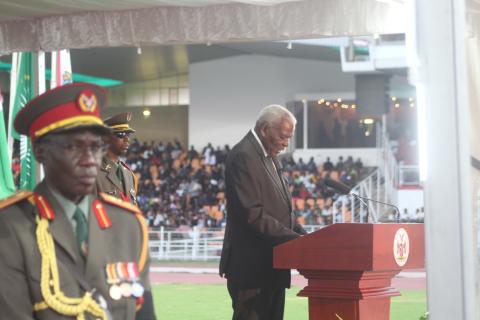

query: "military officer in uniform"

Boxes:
[0, 83, 156, 320]
[96, 112, 138, 205]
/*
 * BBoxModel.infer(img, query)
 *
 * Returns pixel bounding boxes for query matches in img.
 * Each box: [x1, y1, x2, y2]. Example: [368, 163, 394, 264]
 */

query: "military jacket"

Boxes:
[96, 157, 138, 205]
[0, 181, 151, 320]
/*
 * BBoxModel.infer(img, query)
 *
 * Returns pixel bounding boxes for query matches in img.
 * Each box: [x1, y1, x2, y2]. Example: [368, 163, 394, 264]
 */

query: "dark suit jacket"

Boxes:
[219, 131, 306, 289]
[0, 181, 154, 320]
[96, 157, 138, 205]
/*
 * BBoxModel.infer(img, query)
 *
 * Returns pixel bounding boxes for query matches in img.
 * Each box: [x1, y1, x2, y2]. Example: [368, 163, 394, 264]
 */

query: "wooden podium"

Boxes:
[273, 223, 424, 320]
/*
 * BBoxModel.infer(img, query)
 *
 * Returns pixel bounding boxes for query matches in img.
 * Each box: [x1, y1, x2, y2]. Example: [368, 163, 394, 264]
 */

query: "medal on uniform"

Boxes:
[109, 285, 122, 301]
[120, 282, 132, 298]
[131, 282, 144, 298]
[106, 264, 122, 300]
[127, 262, 144, 298]
[117, 262, 133, 298]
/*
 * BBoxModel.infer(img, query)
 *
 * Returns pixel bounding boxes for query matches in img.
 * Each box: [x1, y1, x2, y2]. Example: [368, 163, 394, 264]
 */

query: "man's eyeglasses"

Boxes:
[43, 140, 108, 158]
[114, 132, 132, 139]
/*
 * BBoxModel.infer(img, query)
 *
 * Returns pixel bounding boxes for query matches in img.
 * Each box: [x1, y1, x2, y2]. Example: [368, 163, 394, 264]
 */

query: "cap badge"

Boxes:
[77, 90, 98, 113]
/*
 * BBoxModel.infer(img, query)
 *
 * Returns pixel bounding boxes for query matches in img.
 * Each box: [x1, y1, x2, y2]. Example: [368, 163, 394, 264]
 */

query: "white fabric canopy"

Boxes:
[0, 0, 406, 54]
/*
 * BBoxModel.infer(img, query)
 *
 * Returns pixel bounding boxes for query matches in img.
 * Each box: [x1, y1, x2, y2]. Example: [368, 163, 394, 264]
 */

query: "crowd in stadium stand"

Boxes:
[123, 139, 376, 230]
[10, 139, 423, 229]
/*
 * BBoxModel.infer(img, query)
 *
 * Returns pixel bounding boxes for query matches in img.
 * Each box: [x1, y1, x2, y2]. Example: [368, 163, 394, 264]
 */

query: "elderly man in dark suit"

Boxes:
[0, 83, 155, 320]
[220, 104, 307, 320]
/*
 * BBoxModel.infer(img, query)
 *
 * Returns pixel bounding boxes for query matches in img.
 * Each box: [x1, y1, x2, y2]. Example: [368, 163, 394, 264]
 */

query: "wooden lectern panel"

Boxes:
[274, 223, 424, 271]
[273, 223, 425, 320]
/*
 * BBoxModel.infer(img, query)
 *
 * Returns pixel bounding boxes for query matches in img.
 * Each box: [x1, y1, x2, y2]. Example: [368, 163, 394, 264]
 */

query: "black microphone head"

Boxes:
[324, 178, 351, 195]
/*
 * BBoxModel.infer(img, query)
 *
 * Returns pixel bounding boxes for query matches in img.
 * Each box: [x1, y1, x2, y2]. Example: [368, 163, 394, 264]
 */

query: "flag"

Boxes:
[8, 52, 37, 191]
[19, 135, 36, 190]
[7, 52, 18, 157]
[0, 90, 15, 199]
[51, 49, 73, 88]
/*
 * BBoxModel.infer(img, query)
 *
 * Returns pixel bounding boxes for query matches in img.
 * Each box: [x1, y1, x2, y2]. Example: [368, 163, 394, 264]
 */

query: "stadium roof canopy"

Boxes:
[0, 0, 406, 54]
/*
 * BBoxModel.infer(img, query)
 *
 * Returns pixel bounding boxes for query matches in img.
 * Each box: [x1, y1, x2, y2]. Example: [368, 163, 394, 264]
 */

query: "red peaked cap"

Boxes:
[14, 82, 111, 141]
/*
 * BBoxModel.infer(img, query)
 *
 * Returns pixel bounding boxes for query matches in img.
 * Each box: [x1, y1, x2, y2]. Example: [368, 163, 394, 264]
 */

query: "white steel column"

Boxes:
[413, 0, 476, 318]
[302, 99, 308, 149]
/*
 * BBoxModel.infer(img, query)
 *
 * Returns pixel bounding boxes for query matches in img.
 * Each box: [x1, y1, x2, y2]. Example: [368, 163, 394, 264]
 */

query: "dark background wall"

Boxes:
[102, 106, 188, 147]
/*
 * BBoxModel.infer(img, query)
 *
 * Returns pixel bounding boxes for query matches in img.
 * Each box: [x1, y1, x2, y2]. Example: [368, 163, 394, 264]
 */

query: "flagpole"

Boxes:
[37, 52, 45, 182]
[7, 52, 19, 163]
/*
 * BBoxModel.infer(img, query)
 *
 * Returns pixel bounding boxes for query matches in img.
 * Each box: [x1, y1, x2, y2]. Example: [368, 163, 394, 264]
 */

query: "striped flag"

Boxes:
[0, 90, 15, 199]
[8, 52, 37, 190]
[51, 49, 73, 88]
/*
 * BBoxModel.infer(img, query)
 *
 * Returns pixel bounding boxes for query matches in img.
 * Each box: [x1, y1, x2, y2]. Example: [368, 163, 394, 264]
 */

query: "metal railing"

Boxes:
[381, 117, 420, 189]
[331, 168, 385, 223]
[148, 227, 225, 261]
[148, 225, 323, 261]
[331, 119, 421, 224]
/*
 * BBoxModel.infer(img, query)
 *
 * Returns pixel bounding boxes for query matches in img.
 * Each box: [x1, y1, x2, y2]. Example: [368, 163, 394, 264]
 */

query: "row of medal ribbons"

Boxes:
[105, 262, 144, 300]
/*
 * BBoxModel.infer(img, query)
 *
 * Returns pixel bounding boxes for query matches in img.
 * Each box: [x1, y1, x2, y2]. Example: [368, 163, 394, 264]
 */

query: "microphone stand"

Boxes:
[349, 193, 401, 223]
[349, 193, 374, 223]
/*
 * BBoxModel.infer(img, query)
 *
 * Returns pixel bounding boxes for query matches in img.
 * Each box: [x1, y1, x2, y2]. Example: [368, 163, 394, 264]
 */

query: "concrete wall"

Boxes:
[102, 106, 188, 147]
[189, 54, 355, 149]
[396, 188, 424, 218]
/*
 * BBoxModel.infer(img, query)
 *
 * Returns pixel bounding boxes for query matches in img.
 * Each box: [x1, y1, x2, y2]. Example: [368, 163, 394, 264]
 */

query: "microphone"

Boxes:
[324, 178, 351, 195]
[324, 178, 401, 223]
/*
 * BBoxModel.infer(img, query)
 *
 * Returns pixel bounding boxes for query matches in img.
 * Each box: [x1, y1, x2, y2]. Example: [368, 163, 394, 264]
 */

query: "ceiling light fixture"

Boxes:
[364, 118, 374, 124]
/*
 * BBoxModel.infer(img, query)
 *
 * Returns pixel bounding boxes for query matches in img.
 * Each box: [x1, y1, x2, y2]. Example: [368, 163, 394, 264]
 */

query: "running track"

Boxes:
[150, 267, 426, 290]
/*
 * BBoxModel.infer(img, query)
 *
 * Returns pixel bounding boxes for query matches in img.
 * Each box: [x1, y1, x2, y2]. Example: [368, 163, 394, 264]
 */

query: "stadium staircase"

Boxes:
[332, 124, 420, 223]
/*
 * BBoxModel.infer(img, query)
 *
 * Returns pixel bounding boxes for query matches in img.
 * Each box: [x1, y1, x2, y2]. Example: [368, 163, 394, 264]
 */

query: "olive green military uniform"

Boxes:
[2, 82, 155, 320]
[96, 157, 138, 205]
[0, 181, 151, 320]
[96, 112, 138, 205]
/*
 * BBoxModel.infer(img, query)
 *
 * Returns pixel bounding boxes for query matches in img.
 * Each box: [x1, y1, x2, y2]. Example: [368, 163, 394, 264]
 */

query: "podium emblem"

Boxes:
[393, 228, 410, 266]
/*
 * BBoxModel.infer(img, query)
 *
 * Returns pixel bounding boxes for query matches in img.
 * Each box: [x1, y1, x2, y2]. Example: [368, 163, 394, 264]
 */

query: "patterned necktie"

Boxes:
[73, 207, 88, 257]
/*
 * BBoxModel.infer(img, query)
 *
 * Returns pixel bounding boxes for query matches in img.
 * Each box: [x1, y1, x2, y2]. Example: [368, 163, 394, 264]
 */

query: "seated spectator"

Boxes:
[336, 156, 345, 172]
[323, 157, 334, 171]
[295, 157, 307, 171]
[306, 157, 317, 174]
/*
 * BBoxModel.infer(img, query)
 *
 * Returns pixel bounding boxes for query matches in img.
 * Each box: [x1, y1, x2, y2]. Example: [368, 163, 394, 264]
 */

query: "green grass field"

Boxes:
[152, 284, 426, 319]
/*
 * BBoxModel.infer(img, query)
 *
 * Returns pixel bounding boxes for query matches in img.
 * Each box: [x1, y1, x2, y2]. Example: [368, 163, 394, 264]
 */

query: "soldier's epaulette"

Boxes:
[0, 190, 34, 210]
[99, 192, 141, 214]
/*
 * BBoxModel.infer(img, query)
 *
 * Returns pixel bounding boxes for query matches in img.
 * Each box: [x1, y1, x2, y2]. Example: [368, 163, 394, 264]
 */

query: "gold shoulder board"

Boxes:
[99, 192, 141, 214]
[0, 190, 34, 210]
